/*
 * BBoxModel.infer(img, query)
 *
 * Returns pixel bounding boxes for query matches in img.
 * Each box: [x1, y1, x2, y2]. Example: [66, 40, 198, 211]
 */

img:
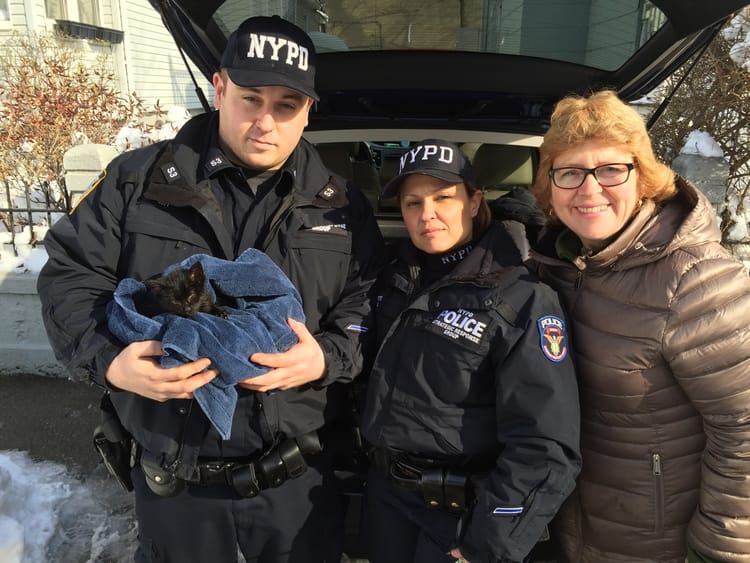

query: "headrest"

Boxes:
[473, 144, 535, 189]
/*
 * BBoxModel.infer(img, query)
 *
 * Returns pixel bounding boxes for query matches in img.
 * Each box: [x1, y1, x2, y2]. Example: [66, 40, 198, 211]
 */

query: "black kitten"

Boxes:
[138, 261, 229, 319]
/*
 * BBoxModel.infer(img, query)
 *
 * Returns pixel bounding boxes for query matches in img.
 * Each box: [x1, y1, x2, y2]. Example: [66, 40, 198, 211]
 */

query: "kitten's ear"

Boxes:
[188, 261, 206, 284]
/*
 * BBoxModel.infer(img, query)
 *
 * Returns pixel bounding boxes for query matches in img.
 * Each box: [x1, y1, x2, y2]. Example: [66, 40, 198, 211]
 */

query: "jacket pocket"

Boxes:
[652, 452, 665, 533]
[122, 215, 212, 278]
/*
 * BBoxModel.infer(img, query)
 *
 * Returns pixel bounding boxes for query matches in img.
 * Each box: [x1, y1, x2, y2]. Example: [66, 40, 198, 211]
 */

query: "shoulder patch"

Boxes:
[160, 162, 182, 183]
[537, 315, 567, 362]
[69, 170, 106, 215]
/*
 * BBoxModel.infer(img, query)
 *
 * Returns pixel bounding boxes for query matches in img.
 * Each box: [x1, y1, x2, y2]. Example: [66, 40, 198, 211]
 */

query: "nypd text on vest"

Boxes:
[246, 33, 309, 70]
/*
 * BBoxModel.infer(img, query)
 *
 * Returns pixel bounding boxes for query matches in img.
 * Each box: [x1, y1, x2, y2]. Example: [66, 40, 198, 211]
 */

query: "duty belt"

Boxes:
[138, 432, 321, 498]
[370, 448, 476, 511]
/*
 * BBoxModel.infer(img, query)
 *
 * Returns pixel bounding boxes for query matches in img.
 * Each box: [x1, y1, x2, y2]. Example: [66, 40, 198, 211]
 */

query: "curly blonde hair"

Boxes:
[532, 90, 676, 220]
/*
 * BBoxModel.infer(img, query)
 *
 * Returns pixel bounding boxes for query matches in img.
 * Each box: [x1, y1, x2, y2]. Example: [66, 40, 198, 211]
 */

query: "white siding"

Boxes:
[120, 0, 212, 113]
[1, 0, 211, 117]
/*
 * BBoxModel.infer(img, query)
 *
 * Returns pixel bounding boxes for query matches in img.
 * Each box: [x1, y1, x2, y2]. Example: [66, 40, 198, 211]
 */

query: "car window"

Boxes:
[210, 0, 665, 71]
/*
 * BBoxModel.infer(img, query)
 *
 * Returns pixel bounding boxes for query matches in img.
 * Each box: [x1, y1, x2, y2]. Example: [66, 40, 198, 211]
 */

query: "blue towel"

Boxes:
[107, 249, 305, 440]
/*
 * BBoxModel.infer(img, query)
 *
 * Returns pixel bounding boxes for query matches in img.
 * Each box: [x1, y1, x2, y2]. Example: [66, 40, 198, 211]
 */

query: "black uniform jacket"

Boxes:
[37, 111, 385, 479]
[361, 221, 581, 562]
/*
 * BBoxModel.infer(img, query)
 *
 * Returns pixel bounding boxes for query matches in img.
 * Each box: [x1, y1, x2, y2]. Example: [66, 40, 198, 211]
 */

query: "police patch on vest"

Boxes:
[429, 308, 489, 347]
[537, 315, 567, 362]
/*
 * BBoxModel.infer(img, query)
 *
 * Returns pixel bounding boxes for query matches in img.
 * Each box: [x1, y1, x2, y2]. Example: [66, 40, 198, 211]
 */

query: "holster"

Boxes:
[92, 392, 134, 492]
[373, 449, 473, 512]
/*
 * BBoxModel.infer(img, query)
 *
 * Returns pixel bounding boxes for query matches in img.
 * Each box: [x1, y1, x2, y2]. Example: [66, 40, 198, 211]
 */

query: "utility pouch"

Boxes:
[139, 449, 185, 498]
[256, 438, 308, 488]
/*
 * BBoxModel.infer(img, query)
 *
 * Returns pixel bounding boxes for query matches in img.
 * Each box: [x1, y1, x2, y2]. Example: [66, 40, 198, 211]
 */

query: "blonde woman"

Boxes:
[530, 90, 750, 563]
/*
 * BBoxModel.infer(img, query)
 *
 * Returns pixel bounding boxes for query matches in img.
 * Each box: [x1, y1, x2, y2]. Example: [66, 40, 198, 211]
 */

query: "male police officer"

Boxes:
[38, 15, 384, 563]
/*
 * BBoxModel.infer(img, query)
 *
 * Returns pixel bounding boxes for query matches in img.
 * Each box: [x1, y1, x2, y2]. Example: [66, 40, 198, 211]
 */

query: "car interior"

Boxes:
[312, 138, 538, 242]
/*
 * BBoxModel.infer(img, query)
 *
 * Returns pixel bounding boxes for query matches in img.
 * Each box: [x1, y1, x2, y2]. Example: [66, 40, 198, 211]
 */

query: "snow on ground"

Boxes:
[0, 452, 136, 563]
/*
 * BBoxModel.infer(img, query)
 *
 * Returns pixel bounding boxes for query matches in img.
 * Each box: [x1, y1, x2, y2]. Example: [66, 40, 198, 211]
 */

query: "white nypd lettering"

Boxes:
[432, 308, 487, 344]
[440, 245, 472, 265]
[246, 33, 309, 70]
[399, 144, 454, 171]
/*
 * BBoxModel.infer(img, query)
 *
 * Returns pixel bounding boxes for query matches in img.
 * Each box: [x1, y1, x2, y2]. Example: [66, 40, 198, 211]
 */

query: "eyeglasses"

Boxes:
[548, 163, 635, 190]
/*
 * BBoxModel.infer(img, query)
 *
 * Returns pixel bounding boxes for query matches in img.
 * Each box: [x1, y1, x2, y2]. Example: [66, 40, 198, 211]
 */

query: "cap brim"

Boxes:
[226, 68, 320, 101]
[380, 169, 466, 199]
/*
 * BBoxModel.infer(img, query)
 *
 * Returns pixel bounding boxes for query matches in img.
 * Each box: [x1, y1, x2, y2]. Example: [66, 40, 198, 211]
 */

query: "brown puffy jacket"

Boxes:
[530, 178, 750, 562]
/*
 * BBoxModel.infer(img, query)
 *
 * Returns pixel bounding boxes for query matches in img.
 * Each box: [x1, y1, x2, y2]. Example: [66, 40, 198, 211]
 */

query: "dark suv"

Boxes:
[148, 0, 746, 242]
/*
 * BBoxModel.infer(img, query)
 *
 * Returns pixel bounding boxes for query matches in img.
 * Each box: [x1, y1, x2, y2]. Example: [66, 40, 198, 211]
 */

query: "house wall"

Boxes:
[0, 0, 211, 115]
[117, 0, 211, 113]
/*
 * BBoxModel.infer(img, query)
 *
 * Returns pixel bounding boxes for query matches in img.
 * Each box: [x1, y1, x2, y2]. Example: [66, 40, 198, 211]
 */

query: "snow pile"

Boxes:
[722, 11, 750, 72]
[680, 130, 724, 158]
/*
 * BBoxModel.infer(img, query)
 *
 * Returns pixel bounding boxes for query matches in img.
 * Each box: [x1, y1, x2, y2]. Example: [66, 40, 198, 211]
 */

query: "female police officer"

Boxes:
[360, 139, 581, 563]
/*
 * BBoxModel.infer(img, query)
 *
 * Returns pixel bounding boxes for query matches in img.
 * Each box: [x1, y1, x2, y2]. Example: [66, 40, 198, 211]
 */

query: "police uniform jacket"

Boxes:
[37, 111, 385, 479]
[530, 179, 750, 563]
[361, 220, 582, 562]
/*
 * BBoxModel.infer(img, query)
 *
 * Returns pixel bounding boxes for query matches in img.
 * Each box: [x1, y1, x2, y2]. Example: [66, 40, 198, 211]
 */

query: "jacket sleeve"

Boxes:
[37, 158, 132, 386]
[664, 247, 750, 560]
[313, 186, 386, 386]
[460, 281, 582, 563]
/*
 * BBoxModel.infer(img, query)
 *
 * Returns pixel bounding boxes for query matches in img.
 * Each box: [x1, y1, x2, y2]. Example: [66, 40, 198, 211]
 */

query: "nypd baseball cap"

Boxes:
[381, 139, 477, 198]
[220, 15, 319, 101]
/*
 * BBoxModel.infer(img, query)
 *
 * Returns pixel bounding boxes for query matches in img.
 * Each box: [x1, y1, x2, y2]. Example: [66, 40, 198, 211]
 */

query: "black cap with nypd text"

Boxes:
[220, 15, 319, 101]
[381, 139, 477, 199]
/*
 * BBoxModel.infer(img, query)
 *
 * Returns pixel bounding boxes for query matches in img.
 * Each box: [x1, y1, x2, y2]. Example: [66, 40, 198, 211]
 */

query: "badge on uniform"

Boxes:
[537, 315, 567, 362]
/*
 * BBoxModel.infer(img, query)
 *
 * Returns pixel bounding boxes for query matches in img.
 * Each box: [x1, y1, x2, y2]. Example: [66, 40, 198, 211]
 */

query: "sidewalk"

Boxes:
[0, 372, 103, 475]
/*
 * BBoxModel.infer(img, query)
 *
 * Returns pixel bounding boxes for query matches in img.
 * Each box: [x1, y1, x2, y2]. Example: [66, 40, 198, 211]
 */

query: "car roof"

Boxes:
[148, 0, 747, 137]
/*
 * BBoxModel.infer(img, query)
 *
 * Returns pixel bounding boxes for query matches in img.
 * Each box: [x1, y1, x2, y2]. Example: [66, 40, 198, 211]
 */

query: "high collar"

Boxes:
[169, 111, 334, 200]
[534, 176, 718, 271]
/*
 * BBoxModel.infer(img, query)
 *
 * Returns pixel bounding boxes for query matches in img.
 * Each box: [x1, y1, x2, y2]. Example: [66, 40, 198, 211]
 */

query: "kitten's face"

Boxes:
[145, 261, 210, 317]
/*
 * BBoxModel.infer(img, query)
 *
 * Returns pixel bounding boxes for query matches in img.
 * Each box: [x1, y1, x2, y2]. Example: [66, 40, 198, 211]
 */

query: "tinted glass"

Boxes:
[211, 0, 665, 71]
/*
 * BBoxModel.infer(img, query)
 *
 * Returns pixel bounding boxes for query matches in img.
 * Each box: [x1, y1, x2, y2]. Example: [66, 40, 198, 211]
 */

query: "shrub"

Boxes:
[0, 31, 162, 241]
[648, 8, 750, 242]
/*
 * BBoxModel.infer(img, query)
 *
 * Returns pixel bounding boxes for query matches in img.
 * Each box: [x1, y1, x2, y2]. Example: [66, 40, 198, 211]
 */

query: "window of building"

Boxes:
[46, 0, 100, 26]
[0, 0, 10, 22]
[77, 0, 100, 26]
[45, 0, 67, 20]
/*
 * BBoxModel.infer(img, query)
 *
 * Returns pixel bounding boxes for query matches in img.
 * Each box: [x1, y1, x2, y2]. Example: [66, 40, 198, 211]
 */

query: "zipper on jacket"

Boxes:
[574, 270, 583, 289]
[652, 452, 664, 533]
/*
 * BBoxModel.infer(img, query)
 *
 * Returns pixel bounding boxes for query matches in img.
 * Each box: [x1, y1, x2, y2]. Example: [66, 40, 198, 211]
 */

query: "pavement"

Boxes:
[0, 372, 103, 476]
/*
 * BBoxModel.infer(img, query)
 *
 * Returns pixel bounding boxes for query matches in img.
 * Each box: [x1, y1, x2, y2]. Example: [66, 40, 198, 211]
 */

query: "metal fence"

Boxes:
[1, 179, 66, 255]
